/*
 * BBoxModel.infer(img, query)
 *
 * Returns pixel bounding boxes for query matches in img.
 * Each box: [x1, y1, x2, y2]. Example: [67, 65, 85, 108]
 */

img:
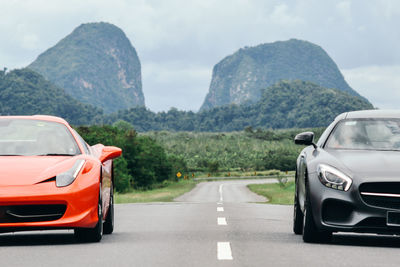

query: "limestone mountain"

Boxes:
[29, 22, 144, 113]
[201, 39, 368, 110]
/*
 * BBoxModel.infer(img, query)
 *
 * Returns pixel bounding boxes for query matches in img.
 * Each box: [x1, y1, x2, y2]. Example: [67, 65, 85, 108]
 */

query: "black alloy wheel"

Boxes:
[302, 184, 332, 243]
[103, 185, 114, 235]
[293, 174, 304, 235]
[74, 187, 103, 242]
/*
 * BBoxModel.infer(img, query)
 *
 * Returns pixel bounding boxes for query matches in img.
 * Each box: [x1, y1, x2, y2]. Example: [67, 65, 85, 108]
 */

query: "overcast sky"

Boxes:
[1, 0, 400, 111]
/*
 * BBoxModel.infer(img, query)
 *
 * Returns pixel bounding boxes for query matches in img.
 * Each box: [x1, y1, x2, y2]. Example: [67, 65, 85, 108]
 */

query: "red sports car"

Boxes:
[0, 115, 121, 242]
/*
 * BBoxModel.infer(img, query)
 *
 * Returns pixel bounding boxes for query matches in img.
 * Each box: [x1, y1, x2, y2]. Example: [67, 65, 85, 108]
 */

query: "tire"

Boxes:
[302, 185, 332, 243]
[75, 189, 103, 242]
[103, 186, 114, 235]
[293, 176, 303, 235]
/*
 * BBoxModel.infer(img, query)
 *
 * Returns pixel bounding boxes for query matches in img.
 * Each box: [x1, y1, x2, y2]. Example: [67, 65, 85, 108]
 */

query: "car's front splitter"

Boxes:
[308, 172, 400, 234]
[0, 179, 99, 232]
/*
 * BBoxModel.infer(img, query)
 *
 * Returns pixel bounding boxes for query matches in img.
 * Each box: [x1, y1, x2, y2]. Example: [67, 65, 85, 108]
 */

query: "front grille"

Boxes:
[356, 217, 387, 228]
[0, 205, 66, 223]
[360, 182, 400, 210]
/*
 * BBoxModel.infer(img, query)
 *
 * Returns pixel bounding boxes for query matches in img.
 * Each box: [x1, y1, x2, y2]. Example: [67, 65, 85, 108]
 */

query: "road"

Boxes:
[1, 179, 400, 266]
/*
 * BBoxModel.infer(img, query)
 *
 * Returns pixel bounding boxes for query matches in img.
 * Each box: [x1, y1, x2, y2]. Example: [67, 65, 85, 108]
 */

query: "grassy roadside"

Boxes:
[114, 172, 295, 204]
[248, 181, 295, 205]
[115, 179, 198, 203]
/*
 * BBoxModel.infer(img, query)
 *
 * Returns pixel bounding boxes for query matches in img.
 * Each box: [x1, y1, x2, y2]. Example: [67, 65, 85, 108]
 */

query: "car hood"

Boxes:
[327, 149, 400, 178]
[0, 156, 79, 186]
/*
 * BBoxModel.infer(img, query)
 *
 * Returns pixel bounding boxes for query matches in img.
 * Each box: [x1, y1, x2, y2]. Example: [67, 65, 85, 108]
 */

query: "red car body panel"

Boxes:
[0, 115, 121, 232]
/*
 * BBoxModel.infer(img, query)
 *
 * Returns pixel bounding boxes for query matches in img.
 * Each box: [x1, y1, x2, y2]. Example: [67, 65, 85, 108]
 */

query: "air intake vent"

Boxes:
[0, 205, 66, 223]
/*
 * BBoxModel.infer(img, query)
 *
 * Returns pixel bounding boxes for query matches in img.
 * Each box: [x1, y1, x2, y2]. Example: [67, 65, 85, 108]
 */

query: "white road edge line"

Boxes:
[219, 184, 223, 202]
[217, 242, 233, 260]
[217, 217, 227, 225]
[217, 207, 224, 212]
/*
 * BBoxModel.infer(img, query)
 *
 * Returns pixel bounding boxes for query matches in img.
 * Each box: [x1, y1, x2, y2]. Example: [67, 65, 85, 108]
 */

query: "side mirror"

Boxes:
[294, 132, 316, 148]
[99, 146, 122, 163]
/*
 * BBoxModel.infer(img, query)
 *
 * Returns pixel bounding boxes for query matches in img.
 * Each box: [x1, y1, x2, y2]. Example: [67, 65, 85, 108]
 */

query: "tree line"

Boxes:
[1, 69, 373, 131]
[103, 80, 373, 131]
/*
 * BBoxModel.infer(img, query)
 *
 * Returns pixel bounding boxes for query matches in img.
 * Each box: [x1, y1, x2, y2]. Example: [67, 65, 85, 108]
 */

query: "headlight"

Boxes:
[56, 159, 85, 187]
[317, 164, 352, 191]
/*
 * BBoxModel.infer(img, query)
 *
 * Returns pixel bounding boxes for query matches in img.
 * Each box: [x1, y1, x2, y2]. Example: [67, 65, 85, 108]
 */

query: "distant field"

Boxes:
[144, 128, 323, 173]
[112, 127, 323, 197]
[115, 179, 197, 203]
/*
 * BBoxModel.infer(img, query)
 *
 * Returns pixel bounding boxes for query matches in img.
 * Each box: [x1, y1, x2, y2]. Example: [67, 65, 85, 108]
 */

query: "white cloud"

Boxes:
[342, 65, 400, 109]
[270, 3, 305, 26]
[1, 0, 400, 111]
[336, 1, 352, 23]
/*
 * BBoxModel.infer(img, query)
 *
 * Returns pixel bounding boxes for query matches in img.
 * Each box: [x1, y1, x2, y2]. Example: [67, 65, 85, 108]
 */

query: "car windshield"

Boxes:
[325, 119, 400, 151]
[0, 119, 81, 156]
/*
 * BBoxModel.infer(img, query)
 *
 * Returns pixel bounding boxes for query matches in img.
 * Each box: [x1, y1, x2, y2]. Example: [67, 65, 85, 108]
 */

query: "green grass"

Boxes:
[248, 181, 295, 205]
[115, 179, 197, 203]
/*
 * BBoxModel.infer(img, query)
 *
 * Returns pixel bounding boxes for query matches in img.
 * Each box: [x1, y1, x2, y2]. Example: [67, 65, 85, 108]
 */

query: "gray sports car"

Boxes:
[294, 110, 400, 243]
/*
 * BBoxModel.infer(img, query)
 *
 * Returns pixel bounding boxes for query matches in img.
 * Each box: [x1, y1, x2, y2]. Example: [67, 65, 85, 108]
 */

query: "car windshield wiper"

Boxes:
[0, 154, 22, 156]
[36, 153, 76, 156]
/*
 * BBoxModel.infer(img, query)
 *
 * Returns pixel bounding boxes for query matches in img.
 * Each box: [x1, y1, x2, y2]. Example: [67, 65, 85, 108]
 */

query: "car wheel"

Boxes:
[293, 177, 303, 235]
[103, 186, 114, 235]
[75, 189, 103, 242]
[302, 186, 331, 243]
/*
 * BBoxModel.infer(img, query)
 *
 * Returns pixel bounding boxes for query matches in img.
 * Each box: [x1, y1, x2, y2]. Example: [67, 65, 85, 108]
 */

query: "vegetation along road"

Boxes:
[1, 179, 400, 267]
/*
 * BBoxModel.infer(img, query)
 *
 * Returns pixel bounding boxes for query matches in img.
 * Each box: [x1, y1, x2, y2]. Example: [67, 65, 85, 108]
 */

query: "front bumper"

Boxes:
[308, 172, 400, 234]
[0, 178, 99, 232]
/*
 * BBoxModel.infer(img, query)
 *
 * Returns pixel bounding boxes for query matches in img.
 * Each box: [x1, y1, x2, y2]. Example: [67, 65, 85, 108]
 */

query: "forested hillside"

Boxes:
[0, 68, 103, 125]
[106, 80, 373, 131]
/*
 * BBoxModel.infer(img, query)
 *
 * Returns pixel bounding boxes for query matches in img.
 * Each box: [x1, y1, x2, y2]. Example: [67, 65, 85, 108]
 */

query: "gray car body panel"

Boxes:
[296, 109, 400, 233]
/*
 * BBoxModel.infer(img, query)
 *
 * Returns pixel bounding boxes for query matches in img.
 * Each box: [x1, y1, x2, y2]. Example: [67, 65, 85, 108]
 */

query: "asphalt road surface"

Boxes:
[2, 179, 400, 267]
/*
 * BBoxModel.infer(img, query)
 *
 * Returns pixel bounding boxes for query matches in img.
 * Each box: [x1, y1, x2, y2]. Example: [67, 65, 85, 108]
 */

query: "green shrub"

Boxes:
[113, 157, 132, 193]
[76, 125, 181, 191]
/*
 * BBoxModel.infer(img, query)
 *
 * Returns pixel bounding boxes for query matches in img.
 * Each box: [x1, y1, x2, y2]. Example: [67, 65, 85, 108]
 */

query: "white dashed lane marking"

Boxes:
[219, 184, 223, 202]
[216, 184, 232, 260]
[217, 217, 227, 225]
[217, 242, 233, 260]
